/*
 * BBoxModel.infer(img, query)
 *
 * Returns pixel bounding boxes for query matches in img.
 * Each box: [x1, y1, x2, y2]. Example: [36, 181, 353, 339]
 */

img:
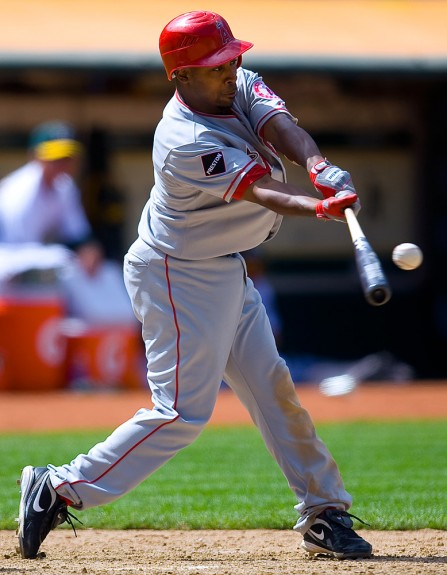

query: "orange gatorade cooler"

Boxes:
[61, 320, 144, 390]
[0, 295, 66, 391]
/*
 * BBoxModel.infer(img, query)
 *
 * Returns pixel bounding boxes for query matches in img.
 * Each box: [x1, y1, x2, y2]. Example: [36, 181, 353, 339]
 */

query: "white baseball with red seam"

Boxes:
[392, 243, 423, 270]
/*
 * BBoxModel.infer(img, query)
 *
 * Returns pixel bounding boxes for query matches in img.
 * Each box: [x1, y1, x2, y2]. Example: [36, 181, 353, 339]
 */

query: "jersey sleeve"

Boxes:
[163, 144, 270, 203]
[238, 68, 295, 137]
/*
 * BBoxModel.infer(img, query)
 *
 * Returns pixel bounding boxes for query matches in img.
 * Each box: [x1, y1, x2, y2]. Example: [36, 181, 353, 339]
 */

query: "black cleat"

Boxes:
[301, 508, 372, 559]
[17, 466, 73, 559]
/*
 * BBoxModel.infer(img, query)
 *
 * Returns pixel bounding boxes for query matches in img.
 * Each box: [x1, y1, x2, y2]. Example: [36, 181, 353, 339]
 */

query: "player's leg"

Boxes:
[223, 273, 371, 558]
[17, 247, 246, 557]
[224, 275, 350, 512]
[49, 247, 244, 508]
[18, 245, 213, 557]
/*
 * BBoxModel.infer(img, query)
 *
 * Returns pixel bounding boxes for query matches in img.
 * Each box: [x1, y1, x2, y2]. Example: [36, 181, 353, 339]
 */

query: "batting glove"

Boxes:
[334, 190, 361, 216]
[316, 192, 359, 221]
[310, 159, 356, 199]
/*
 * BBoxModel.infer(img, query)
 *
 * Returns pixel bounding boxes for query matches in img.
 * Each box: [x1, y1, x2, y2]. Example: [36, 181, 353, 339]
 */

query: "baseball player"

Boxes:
[17, 11, 372, 560]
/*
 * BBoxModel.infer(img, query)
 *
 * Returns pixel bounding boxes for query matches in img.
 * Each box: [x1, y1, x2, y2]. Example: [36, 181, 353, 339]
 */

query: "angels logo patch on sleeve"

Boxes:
[253, 80, 278, 100]
[201, 151, 226, 177]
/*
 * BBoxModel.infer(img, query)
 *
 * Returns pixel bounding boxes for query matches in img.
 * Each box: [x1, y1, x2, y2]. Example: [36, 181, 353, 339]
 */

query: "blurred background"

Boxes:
[0, 0, 446, 391]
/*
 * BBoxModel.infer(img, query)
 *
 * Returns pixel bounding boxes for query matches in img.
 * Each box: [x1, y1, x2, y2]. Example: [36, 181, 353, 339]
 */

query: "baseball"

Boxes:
[392, 243, 423, 270]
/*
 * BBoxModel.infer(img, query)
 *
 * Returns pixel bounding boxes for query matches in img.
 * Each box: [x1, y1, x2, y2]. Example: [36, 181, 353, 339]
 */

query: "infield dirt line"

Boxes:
[1, 381, 446, 432]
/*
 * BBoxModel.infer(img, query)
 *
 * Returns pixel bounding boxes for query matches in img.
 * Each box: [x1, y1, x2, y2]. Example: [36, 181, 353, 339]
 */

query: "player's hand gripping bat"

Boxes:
[344, 207, 391, 306]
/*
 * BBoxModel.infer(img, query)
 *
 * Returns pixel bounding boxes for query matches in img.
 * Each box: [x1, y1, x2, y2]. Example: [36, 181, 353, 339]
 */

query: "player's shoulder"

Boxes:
[236, 67, 284, 105]
[237, 66, 260, 88]
[159, 92, 195, 128]
[156, 93, 211, 147]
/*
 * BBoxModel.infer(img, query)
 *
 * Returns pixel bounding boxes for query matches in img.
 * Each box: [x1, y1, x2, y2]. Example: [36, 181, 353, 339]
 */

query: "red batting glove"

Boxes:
[310, 159, 355, 199]
[316, 192, 358, 221]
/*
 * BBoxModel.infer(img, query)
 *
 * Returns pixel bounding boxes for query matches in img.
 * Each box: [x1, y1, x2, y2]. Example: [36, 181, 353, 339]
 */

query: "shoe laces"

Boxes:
[343, 511, 370, 527]
[54, 506, 83, 538]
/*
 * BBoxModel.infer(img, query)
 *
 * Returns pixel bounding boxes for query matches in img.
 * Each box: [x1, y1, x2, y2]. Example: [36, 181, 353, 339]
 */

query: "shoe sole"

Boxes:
[16, 466, 36, 559]
[301, 540, 372, 560]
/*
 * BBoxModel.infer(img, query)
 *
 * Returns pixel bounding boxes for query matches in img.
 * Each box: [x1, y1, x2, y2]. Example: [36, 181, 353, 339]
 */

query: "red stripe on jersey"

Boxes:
[164, 254, 181, 411]
[59, 413, 180, 492]
[223, 159, 252, 201]
[231, 164, 270, 200]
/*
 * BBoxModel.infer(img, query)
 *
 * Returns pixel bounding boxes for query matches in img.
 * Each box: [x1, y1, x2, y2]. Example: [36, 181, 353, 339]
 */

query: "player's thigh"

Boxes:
[165, 253, 247, 375]
[154, 253, 248, 419]
[125, 247, 247, 410]
[224, 277, 297, 405]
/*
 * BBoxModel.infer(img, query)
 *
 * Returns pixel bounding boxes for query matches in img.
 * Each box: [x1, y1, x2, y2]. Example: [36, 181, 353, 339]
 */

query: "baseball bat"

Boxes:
[344, 207, 391, 306]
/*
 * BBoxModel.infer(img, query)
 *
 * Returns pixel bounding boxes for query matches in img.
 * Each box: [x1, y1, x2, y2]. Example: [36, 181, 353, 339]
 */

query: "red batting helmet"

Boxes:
[159, 11, 253, 80]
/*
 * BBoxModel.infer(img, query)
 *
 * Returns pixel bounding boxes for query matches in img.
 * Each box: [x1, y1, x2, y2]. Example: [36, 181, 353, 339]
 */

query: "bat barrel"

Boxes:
[345, 208, 392, 307]
[353, 236, 392, 306]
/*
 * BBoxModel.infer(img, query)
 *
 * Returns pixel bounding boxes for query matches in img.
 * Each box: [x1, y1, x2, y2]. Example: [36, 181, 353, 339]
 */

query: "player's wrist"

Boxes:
[307, 156, 326, 174]
[315, 200, 328, 219]
[309, 158, 331, 176]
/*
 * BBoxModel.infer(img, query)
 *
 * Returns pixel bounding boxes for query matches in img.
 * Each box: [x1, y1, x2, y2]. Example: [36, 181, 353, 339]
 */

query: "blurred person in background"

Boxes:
[0, 120, 132, 320]
[58, 240, 136, 327]
[0, 120, 92, 249]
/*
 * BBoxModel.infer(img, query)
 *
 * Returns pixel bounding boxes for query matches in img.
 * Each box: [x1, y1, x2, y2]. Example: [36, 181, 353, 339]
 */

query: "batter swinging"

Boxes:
[17, 11, 372, 560]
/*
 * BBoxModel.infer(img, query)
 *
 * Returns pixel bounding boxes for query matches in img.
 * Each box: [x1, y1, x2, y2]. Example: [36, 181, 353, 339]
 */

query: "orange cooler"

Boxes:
[0, 295, 66, 391]
[62, 323, 144, 390]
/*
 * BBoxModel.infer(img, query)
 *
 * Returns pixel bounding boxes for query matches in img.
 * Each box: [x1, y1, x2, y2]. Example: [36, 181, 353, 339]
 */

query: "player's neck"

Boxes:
[176, 90, 233, 116]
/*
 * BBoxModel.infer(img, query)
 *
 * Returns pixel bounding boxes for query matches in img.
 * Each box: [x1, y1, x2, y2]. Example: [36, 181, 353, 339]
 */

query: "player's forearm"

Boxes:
[262, 114, 323, 171]
[242, 176, 318, 216]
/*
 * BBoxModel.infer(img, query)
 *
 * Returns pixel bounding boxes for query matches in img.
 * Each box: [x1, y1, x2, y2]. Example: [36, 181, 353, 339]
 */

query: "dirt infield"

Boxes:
[2, 380, 447, 432]
[2, 382, 447, 574]
[1, 528, 447, 575]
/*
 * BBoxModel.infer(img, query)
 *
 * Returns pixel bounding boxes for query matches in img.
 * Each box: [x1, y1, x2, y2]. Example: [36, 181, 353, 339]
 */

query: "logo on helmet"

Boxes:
[216, 20, 232, 45]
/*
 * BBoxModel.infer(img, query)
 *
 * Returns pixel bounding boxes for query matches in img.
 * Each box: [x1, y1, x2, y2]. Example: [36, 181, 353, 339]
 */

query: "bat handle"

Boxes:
[344, 207, 364, 240]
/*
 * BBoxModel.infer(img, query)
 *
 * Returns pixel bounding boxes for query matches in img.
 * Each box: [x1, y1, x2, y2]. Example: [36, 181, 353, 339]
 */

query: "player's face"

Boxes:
[40, 156, 80, 185]
[179, 59, 239, 115]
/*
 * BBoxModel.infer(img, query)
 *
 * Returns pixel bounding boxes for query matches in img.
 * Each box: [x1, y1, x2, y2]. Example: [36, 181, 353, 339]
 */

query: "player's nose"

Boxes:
[222, 62, 237, 82]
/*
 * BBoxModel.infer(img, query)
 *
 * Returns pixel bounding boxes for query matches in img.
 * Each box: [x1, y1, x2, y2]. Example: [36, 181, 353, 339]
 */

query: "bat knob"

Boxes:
[368, 286, 392, 306]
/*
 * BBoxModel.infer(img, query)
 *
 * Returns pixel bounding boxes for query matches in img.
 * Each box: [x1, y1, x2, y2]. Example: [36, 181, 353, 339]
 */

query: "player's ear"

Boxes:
[176, 68, 191, 84]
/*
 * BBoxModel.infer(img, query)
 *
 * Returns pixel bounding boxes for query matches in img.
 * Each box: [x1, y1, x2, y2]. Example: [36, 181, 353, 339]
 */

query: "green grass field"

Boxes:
[1, 421, 446, 531]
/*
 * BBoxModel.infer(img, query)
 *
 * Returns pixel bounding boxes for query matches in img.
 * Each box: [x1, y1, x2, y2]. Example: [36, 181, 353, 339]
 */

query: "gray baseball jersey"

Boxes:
[139, 68, 287, 259]
[49, 67, 352, 533]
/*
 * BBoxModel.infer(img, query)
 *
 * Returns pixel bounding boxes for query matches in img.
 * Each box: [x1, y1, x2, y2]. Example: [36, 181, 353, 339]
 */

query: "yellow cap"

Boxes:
[30, 121, 82, 161]
[34, 139, 82, 161]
